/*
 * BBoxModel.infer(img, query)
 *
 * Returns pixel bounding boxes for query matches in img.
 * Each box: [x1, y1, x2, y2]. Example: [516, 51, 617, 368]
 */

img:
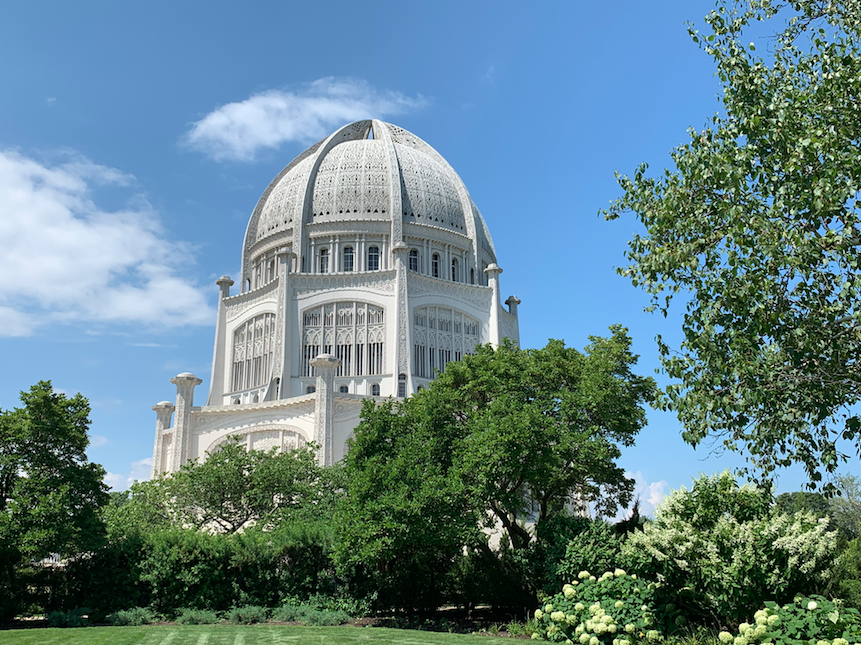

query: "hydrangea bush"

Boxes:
[532, 569, 683, 643]
[716, 595, 861, 645]
[622, 472, 837, 625]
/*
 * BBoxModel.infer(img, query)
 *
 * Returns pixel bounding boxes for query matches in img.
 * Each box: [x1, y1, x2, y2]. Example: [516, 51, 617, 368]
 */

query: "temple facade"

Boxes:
[151, 119, 520, 474]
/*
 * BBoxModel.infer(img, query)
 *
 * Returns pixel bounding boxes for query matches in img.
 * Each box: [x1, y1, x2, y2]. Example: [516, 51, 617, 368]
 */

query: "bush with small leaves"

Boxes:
[175, 608, 220, 625]
[106, 607, 156, 626]
[271, 603, 350, 626]
[228, 605, 269, 624]
[532, 569, 683, 643]
[46, 607, 90, 628]
[716, 595, 861, 645]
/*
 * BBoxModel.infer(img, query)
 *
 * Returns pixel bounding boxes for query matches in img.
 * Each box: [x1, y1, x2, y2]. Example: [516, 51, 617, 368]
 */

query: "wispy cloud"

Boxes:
[481, 65, 495, 83]
[104, 457, 152, 491]
[0, 149, 215, 337]
[183, 77, 428, 162]
[46, 97, 57, 104]
[132, 342, 178, 348]
[89, 434, 109, 447]
[623, 470, 670, 518]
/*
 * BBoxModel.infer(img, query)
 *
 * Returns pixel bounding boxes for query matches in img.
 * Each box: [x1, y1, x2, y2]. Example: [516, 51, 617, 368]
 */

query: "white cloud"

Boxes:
[0, 149, 215, 336]
[89, 434, 109, 447]
[105, 457, 152, 491]
[481, 65, 495, 82]
[623, 470, 670, 519]
[46, 97, 56, 104]
[183, 77, 427, 162]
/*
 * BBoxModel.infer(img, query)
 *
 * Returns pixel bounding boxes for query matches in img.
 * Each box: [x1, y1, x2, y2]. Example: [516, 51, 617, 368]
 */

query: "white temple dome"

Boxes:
[242, 119, 496, 282]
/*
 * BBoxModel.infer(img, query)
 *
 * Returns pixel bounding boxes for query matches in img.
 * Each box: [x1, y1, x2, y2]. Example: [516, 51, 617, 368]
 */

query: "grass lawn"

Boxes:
[0, 624, 511, 645]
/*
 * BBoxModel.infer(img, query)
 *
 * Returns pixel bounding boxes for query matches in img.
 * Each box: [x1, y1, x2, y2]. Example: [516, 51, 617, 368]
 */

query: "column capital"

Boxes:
[484, 262, 503, 277]
[310, 353, 340, 372]
[391, 242, 410, 255]
[152, 400, 175, 412]
[171, 372, 203, 388]
[216, 276, 234, 299]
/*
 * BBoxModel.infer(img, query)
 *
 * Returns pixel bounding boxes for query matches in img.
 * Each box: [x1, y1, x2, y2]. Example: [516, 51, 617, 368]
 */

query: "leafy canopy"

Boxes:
[604, 0, 861, 491]
[337, 330, 655, 609]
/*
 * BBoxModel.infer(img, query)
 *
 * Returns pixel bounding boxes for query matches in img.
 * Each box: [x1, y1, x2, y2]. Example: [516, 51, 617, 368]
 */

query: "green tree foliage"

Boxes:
[0, 381, 108, 620]
[603, 0, 861, 491]
[337, 330, 655, 609]
[112, 437, 337, 535]
[623, 472, 837, 627]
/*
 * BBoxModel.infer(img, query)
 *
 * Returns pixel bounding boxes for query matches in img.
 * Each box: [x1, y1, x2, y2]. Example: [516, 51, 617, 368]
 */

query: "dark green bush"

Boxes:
[228, 605, 269, 624]
[46, 607, 89, 627]
[175, 608, 220, 624]
[106, 606, 156, 626]
[271, 603, 349, 626]
[140, 530, 234, 613]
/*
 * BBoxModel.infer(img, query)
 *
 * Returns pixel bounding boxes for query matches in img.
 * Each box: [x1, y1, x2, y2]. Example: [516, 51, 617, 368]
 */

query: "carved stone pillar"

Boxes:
[310, 354, 340, 466]
[485, 263, 504, 348]
[206, 275, 234, 405]
[276, 248, 295, 399]
[150, 401, 175, 477]
[170, 372, 202, 472]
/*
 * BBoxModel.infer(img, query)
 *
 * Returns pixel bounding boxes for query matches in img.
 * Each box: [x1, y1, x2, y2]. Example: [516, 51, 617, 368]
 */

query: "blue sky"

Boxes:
[1, 1, 855, 512]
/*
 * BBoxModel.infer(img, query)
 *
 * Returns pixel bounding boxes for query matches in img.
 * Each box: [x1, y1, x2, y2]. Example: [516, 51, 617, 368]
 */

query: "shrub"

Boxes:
[716, 595, 861, 645]
[271, 604, 349, 626]
[831, 539, 861, 610]
[532, 569, 682, 643]
[622, 472, 838, 627]
[228, 605, 269, 624]
[106, 606, 156, 626]
[281, 592, 370, 617]
[46, 607, 89, 627]
[175, 608, 220, 624]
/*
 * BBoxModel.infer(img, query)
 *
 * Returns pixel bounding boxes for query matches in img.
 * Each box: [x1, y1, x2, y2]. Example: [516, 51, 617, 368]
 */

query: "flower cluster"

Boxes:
[532, 569, 681, 643]
[717, 596, 861, 645]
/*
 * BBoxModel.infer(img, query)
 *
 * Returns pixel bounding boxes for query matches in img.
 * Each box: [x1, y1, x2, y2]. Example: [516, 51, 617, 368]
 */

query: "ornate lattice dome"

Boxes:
[241, 120, 496, 283]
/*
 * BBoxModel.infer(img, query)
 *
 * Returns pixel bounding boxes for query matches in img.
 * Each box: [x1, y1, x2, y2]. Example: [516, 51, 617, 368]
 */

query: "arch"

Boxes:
[342, 245, 354, 272]
[432, 253, 440, 278]
[339, 385, 349, 393]
[398, 373, 407, 398]
[371, 383, 380, 396]
[451, 257, 459, 282]
[319, 248, 329, 274]
[409, 248, 419, 272]
[205, 425, 309, 457]
[306, 385, 316, 394]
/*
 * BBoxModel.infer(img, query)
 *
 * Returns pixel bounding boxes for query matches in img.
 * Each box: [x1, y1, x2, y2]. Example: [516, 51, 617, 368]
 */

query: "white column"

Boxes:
[310, 354, 340, 466]
[150, 401, 175, 477]
[485, 263, 503, 348]
[170, 372, 202, 471]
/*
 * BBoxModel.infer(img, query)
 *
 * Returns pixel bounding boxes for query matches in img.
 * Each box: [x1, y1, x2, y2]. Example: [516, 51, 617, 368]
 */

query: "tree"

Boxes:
[604, 0, 861, 491]
[337, 329, 656, 608]
[0, 381, 108, 620]
[119, 437, 335, 534]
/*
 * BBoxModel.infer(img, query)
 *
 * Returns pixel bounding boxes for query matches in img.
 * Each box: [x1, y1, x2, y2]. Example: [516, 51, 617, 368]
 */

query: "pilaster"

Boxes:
[392, 242, 411, 393]
[170, 372, 202, 471]
[485, 263, 504, 348]
[150, 401, 175, 477]
[206, 275, 234, 405]
[310, 354, 340, 466]
[276, 248, 295, 398]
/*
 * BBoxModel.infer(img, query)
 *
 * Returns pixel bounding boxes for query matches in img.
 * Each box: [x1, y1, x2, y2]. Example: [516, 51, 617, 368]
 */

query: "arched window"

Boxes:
[342, 246, 354, 272]
[306, 385, 316, 394]
[319, 248, 329, 274]
[398, 373, 407, 398]
[470, 268, 475, 284]
[339, 385, 349, 393]
[371, 383, 380, 396]
[432, 253, 440, 278]
[367, 246, 380, 271]
[409, 249, 419, 272]
[451, 258, 459, 282]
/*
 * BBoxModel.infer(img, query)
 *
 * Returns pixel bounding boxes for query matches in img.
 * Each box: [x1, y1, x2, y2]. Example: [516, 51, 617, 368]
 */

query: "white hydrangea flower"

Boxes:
[615, 569, 627, 577]
[833, 638, 849, 645]
[734, 636, 748, 645]
[575, 603, 586, 612]
[625, 624, 636, 634]
[767, 615, 780, 626]
[739, 623, 751, 634]
[615, 601, 625, 609]
[578, 571, 591, 580]
[718, 632, 734, 643]
[602, 616, 614, 626]
[579, 633, 591, 644]
[535, 609, 543, 620]
[808, 601, 818, 610]
[552, 611, 566, 623]
[647, 630, 661, 642]
[590, 637, 600, 645]
[546, 604, 555, 613]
